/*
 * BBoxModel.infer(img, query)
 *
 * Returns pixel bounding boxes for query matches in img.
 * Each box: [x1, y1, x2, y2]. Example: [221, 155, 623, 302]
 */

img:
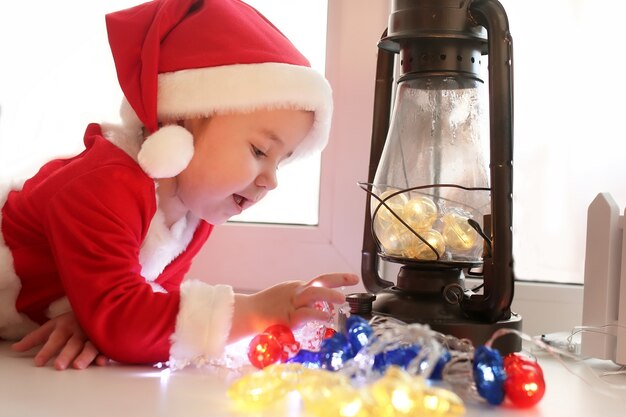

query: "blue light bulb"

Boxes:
[473, 345, 506, 405]
[346, 315, 373, 353]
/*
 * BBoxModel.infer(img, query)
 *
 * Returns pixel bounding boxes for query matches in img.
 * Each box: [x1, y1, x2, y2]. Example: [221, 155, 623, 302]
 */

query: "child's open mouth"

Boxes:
[233, 194, 245, 208]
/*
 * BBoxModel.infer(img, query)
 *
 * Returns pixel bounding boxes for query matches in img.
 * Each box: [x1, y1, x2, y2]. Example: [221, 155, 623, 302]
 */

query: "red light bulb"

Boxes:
[247, 333, 283, 369]
[323, 327, 337, 339]
[503, 353, 546, 407]
[264, 324, 300, 361]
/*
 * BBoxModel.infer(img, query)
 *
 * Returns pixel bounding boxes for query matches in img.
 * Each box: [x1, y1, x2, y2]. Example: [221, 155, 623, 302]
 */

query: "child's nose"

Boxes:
[257, 168, 278, 190]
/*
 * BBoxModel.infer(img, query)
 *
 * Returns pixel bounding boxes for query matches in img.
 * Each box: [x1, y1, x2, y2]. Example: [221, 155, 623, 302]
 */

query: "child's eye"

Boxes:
[252, 145, 267, 158]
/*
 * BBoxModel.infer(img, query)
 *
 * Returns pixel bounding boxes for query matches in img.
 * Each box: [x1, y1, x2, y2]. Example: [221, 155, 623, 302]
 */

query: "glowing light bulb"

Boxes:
[441, 212, 479, 251]
[473, 346, 506, 405]
[374, 220, 410, 256]
[503, 353, 545, 408]
[422, 389, 466, 415]
[404, 229, 446, 261]
[367, 367, 465, 417]
[227, 366, 289, 409]
[264, 324, 300, 361]
[371, 191, 443, 259]
[371, 189, 408, 225]
[346, 315, 373, 352]
[302, 384, 368, 417]
[403, 195, 438, 231]
[229, 364, 466, 417]
[247, 333, 283, 369]
[372, 189, 409, 252]
[369, 367, 420, 417]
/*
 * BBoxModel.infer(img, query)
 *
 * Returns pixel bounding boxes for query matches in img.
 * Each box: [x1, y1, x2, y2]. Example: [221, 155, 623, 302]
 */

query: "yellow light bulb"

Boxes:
[374, 221, 412, 256]
[441, 212, 479, 251]
[228, 364, 465, 417]
[367, 367, 465, 417]
[227, 368, 289, 409]
[404, 229, 446, 261]
[302, 384, 370, 417]
[371, 189, 408, 225]
[422, 387, 466, 416]
[369, 367, 421, 417]
[402, 195, 438, 231]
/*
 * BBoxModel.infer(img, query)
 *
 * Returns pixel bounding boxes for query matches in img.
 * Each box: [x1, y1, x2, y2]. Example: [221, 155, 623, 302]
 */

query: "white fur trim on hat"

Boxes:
[157, 62, 332, 161]
[137, 125, 194, 179]
[169, 281, 234, 369]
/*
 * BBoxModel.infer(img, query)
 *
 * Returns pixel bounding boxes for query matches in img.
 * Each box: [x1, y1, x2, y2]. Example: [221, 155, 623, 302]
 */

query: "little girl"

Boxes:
[0, 0, 358, 369]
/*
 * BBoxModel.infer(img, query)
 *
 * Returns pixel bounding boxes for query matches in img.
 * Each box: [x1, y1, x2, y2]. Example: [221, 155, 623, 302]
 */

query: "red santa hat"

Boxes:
[105, 0, 332, 178]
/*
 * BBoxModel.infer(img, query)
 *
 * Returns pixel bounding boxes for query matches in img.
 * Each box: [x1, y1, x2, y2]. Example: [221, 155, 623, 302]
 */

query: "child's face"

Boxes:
[175, 109, 314, 225]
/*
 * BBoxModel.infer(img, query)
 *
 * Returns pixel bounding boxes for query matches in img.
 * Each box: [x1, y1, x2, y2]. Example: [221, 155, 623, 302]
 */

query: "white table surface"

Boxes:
[1, 342, 625, 417]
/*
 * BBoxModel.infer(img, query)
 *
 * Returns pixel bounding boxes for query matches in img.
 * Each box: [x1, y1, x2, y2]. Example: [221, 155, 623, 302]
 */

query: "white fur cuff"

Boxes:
[169, 281, 234, 369]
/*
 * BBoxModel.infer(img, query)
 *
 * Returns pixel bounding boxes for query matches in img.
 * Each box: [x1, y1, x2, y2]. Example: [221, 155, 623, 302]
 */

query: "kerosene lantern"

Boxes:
[358, 0, 522, 353]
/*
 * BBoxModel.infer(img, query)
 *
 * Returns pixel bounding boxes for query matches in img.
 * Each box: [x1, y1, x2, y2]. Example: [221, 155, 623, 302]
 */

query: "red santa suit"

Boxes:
[0, 0, 332, 368]
[0, 123, 233, 367]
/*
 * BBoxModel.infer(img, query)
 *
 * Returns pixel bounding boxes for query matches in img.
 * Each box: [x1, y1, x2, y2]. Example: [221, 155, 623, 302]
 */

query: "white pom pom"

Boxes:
[138, 125, 194, 178]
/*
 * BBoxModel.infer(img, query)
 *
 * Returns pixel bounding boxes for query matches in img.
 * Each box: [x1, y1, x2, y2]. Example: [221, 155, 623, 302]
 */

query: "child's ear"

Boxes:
[181, 118, 208, 135]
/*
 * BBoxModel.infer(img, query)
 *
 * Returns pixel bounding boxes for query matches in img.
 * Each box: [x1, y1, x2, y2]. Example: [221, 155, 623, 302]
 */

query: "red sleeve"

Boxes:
[44, 165, 179, 364]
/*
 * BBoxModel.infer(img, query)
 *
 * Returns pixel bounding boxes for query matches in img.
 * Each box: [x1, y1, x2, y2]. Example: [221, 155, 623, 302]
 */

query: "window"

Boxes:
[501, 0, 626, 285]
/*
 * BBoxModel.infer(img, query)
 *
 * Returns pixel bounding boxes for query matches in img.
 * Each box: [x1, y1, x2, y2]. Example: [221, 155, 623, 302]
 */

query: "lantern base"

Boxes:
[370, 287, 523, 354]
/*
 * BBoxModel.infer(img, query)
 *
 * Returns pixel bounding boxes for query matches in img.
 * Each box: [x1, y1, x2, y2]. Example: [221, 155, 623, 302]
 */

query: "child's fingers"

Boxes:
[34, 328, 76, 370]
[293, 285, 346, 307]
[52, 336, 85, 370]
[11, 337, 36, 353]
[290, 307, 331, 326]
[94, 354, 110, 367]
[72, 341, 100, 370]
[33, 342, 60, 367]
[11, 322, 53, 352]
[307, 273, 359, 289]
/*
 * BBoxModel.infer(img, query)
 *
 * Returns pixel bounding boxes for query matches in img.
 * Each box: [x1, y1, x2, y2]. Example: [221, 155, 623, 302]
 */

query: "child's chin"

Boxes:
[202, 214, 230, 225]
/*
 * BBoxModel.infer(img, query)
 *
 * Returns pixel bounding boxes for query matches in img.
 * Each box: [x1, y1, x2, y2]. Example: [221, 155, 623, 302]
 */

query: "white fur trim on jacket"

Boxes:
[169, 281, 234, 370]
[140, 209, 199, 283]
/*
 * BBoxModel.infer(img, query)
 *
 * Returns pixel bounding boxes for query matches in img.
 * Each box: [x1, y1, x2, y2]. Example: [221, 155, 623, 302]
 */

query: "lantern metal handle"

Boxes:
[459, 0, 514, 322]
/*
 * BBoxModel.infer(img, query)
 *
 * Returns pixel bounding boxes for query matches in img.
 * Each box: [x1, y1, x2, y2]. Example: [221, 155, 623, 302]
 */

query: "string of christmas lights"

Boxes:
[228, 314, 547, 416]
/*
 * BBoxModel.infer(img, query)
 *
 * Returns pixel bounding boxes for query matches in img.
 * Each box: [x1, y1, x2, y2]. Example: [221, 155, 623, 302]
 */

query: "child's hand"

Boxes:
[11, 312, 108, 370]
[230, 273, 359, 341]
